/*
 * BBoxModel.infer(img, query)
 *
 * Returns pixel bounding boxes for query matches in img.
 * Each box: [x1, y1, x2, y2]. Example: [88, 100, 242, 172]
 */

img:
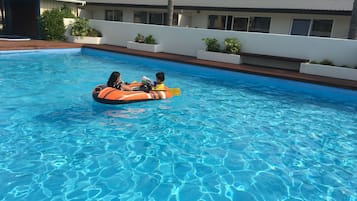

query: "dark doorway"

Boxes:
[3, 0, 39, 38]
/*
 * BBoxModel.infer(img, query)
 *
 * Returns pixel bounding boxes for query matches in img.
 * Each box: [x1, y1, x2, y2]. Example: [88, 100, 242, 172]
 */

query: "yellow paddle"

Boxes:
[168, 88, 181, 96]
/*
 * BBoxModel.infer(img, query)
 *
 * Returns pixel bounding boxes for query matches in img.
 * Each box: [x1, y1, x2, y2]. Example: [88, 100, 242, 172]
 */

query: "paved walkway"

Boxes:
[0, 40, 82, 50]
[0, 40, 356, 90]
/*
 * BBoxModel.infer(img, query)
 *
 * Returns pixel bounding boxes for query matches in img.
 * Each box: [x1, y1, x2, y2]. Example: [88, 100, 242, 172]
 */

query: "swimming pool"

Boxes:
[0, 48, 356, 201]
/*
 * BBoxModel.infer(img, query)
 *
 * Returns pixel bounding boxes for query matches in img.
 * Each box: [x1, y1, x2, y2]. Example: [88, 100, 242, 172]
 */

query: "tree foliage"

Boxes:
[71, 17, 102, 37]
[61, 5, 76, 18]
[40, 9, 65, 40]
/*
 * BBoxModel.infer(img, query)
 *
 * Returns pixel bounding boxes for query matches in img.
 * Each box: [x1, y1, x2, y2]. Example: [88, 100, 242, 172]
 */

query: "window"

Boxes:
[291, 19, 311, 36]
[208, 15, 227, 30]
[105, 10, 122, 21]
[233, 17, 249, 31]
[134, 11, 147, 24]
[134, 12, 178, 25]
[208, 15, 270, 33]
[226, 16, 233, 30]
[248, 17, 271, 33]
[310, 20, 333, 37]
[162, 13, 179, 26]
[149, 13, 164, 25]
[290, 19, 333, 37]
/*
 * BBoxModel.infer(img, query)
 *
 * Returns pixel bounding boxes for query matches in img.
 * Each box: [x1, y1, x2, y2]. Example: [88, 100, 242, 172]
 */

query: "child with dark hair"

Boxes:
[139, 72, 166, 92]
[106, 71, 131, 91]
[151, 72, 165, 90]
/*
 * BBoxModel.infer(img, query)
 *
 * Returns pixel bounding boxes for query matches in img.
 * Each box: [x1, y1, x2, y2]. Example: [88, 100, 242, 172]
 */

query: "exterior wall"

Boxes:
[89, 6, 106, 20]
[190, 12, 208, 28]
[80, 5, 121, 19]
[79, 6, 95, 18]
[82, 5, 351, 38]
[179, 14, 192, 27]
[333, 15, 351, 38]
[88, 20, 357, 67]
[123, 9, 134, 22]
[187, 10, 351, 38]
[270, 15, 289, 34]
[270, 13, 351, 38]
[82, 5, 168, 22]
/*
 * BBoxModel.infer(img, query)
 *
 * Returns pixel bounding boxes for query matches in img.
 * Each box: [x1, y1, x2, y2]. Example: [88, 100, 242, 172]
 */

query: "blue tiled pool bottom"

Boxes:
[0, 48, 356, 201]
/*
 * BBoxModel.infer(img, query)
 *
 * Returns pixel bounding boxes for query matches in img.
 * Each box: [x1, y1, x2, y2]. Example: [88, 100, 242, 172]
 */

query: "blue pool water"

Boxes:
[0, 48, 356, 201]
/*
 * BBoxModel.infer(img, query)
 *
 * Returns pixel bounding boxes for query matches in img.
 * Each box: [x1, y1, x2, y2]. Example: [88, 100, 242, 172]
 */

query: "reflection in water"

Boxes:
[104, 108, 146, 118]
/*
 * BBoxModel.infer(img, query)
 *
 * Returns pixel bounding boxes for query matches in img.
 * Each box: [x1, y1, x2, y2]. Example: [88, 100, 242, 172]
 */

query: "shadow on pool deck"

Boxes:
[0, 40, 356, 90]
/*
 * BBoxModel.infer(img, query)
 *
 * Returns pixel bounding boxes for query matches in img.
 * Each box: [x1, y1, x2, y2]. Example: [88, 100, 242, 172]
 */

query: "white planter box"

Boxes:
[127, 41, 163, 52]
[197, 50, 242, 64]
[300, 63, 357, 81]
[67, 36, 104, 45]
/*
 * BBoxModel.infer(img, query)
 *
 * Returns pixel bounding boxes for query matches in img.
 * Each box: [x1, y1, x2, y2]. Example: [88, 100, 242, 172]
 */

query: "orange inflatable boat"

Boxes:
[92, 83, 178, 104]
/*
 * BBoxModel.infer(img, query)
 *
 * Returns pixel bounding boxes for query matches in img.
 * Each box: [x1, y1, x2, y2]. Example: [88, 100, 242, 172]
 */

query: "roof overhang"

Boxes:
[85, 3, 352, 16]
[84, 0, 353, 12]
[57, 0, 86, 6]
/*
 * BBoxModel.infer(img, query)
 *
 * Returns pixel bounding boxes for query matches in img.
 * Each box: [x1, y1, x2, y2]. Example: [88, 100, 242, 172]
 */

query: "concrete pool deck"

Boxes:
[0, 40, 356, 90]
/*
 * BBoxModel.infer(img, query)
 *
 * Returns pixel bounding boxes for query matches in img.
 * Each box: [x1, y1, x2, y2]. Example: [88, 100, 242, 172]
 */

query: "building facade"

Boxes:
[81, 0, 354, 39]
[0, 0, 354, 39]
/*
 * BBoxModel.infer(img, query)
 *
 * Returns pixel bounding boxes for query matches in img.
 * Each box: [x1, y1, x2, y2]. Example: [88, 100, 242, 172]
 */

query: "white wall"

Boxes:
[88, 20, 357, 67]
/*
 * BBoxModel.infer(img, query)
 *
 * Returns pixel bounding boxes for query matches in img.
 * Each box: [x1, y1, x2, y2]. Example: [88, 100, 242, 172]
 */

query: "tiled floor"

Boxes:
[1, 40, 356, 90]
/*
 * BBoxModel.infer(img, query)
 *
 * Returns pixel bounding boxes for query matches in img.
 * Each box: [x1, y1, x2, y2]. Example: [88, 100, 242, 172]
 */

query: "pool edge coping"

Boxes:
[82, 44, 357, 91]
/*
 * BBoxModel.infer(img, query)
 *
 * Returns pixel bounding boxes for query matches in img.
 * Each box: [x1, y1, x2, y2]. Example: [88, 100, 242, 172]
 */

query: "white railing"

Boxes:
[86, 20, 357, 67]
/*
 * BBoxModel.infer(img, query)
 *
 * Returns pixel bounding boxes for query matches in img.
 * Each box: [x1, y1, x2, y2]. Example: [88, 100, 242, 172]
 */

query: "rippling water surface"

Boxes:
[0, 48, 356, 201]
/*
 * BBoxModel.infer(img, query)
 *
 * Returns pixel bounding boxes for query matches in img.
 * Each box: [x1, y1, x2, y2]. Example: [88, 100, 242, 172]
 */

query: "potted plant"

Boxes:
[134, 33, 145, 43]
[300, 59, 357, 81]
[144, 35, 157, 44]
[66, 17, 103, 44]
[127, 33, 163, 52]
[202, 37, 220, 52]
[197, 37, 242, 64]
[223, 38, 241, 54]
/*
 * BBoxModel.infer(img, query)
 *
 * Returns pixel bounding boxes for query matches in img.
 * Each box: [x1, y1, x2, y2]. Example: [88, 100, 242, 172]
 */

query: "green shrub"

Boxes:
[88, 28, 102, 37]
[309, 60, 319, 64]
[144, 35, 157, 44]
[202, 37, 220, 52]
[311, 60, 356, 68]
[320, 59, 334, 66]
[134, 33, 145, 43]
[223, 38, 241, 54]
[61, 5, 75, 18]
[71, 17, 102, 37]
[134, 34, 157, 44]
[40, 9, 65, 40]
[71, 17, 89, 36]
